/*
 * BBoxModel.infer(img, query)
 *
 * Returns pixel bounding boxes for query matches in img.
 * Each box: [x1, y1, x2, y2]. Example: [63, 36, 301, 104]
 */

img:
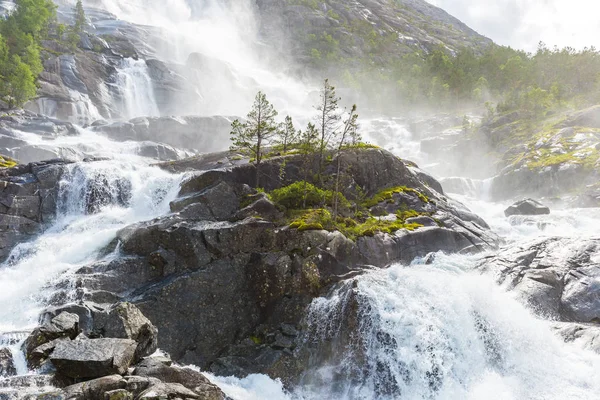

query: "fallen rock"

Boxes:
[23, 312, 80, 367]
[504, 198, 550, 217]
[133, 358, 225, 399]
[50, 338, 137, 379]
[62, 374, 127, 400]
[137, 382, 200, 399]
[91, 302, 158, 362]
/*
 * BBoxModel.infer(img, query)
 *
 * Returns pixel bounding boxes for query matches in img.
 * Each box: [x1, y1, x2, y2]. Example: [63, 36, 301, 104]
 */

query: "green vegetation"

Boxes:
[270, 181, 350, 210]
[230, 91, 279, 187]
[230, 80, 360, 211]
[0, 0, 89, 108]
[0, 0, 56, 107]
[267, 182, 431, 241]
[362, 186, 430, 208]
[0, 155, 18, 168]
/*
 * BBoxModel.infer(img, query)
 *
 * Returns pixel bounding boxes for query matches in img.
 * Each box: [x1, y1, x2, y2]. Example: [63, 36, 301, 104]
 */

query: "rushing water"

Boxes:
[0, 161, 182, 334]
[1, 1, 600, 398]
[115, 57, 161, 120]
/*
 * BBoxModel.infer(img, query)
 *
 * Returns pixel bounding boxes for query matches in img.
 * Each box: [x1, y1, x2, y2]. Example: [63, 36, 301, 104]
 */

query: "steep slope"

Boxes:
[256, 0, 493, 69]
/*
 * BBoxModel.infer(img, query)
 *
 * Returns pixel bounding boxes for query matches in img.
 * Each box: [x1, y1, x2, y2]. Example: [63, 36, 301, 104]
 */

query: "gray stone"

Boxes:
[92, 302, 158, 362]
[504, 198, 550, 217]
[50, 338, 137, 379]
[0, 348, 16, 376]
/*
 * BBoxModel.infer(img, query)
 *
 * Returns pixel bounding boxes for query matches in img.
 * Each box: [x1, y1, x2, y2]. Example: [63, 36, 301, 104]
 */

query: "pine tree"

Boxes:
[277, 116, 298, 153]
[73, 0, 86, 34]
[298, 122, 319, 208]
[230, 91, 279, 187]
[333, 105, 359, 219]
[315, 79, 341, 183]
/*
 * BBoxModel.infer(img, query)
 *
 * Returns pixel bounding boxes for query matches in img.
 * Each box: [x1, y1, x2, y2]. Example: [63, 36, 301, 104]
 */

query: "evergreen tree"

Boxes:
[333, 105, 358, 219]
[315, 79, 341, 183]
[230, 91, 279, 187]
[277, 116, 298, 153]
[298, 122, 319, 208]
[74, 0, 86, 33]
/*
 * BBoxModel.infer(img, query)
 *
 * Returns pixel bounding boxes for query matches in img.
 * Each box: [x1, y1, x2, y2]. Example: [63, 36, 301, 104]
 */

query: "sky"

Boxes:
[426, 0, 600, 52]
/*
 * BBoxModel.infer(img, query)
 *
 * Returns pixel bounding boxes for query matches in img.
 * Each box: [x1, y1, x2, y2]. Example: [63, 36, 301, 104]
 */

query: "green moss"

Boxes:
[250, 335, 262, 345]
[363, 186, 429, 208]
[298, 222, 324, 231]
[341, 142, 380, 150]
[270, 181, 350, 210]
[287, 208, 422, 241]
[0, 155, 18, 169]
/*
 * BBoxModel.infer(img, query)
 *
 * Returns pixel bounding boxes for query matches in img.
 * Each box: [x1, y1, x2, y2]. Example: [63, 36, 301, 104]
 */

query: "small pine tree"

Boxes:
[230, 91, 279, 187]
[333, 104, 359, 219]
[277, 115, 298, 153]
[299, 122, 319, 208]
[74, 0, 86, 33]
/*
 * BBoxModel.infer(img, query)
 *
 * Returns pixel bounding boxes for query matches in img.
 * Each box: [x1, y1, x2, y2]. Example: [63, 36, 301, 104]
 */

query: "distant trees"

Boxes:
[0, 0, 56, 108]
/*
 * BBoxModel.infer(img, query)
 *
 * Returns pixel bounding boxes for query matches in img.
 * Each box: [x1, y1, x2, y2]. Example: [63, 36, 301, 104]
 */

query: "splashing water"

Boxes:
[114, 58, 161, 119]
[214, 253, 600, 400]
[0, 161, 182, 334]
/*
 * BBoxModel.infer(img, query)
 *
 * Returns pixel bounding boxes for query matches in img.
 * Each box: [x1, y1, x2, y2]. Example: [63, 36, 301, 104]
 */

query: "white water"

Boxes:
[0, 161, 182, 334]
[115, 58, 161, 120]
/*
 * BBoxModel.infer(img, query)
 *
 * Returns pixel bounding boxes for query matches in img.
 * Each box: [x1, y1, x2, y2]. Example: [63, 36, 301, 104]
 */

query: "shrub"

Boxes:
[270, 181, 350, 210]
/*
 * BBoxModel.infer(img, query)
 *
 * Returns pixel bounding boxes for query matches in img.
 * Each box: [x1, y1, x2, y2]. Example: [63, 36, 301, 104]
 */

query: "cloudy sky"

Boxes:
[426, 0, 600, 52]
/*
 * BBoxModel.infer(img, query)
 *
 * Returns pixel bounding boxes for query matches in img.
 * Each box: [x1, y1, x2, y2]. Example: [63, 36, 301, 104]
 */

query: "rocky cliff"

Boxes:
[256, 0, 492, 69]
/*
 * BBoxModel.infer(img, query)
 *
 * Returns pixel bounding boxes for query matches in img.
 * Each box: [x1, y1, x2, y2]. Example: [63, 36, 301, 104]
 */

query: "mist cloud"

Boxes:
[426, 0, 600, 52]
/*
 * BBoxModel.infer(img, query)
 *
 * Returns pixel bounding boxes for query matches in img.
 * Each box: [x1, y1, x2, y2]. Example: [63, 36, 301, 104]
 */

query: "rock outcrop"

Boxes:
[91, 115, 234, 153]
[0, 158, 70, 262]
[63, 148, 499, 379]
[478, 237, 600, 322]
[18, 301, 225, 399]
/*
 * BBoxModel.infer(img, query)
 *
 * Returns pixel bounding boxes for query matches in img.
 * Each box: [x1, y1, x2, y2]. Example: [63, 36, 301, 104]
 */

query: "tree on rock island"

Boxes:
[230, 91, 279, 187]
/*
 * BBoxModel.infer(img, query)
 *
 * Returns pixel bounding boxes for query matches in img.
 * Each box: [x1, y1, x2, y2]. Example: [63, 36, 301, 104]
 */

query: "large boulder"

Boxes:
[91, 302, 158, 362]
[62, 375, 127, 400]
[133, 358, 225, 399]
[23, 312, 81, 367]
[478, 237, 600, 322]
[504, 198, 550, 217]
[0, 159, 71, 262]
[50, 338, 137, 379]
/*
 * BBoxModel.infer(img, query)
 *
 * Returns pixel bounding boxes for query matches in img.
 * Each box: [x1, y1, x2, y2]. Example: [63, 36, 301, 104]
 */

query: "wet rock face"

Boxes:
[504, 198, 551, 217]
[478, 237, 600, 322]
[0, 160, 69, 262]
[91, 115, 234, 153]
[0, 348, 16, 377]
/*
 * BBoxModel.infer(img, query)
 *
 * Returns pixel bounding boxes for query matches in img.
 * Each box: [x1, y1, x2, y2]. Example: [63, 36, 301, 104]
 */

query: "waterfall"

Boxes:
[209, 253, 600, 400]
[114, 58, 160, 120]
[0, 161, 182, 335]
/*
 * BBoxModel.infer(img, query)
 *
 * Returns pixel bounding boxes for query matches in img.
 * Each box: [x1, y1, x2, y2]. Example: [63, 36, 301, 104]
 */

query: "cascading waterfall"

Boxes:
[0, 160, 182, 336]
[114, 58, 161, 120]
[295, 254, 600, 399]
[209, 252, 600, 400]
